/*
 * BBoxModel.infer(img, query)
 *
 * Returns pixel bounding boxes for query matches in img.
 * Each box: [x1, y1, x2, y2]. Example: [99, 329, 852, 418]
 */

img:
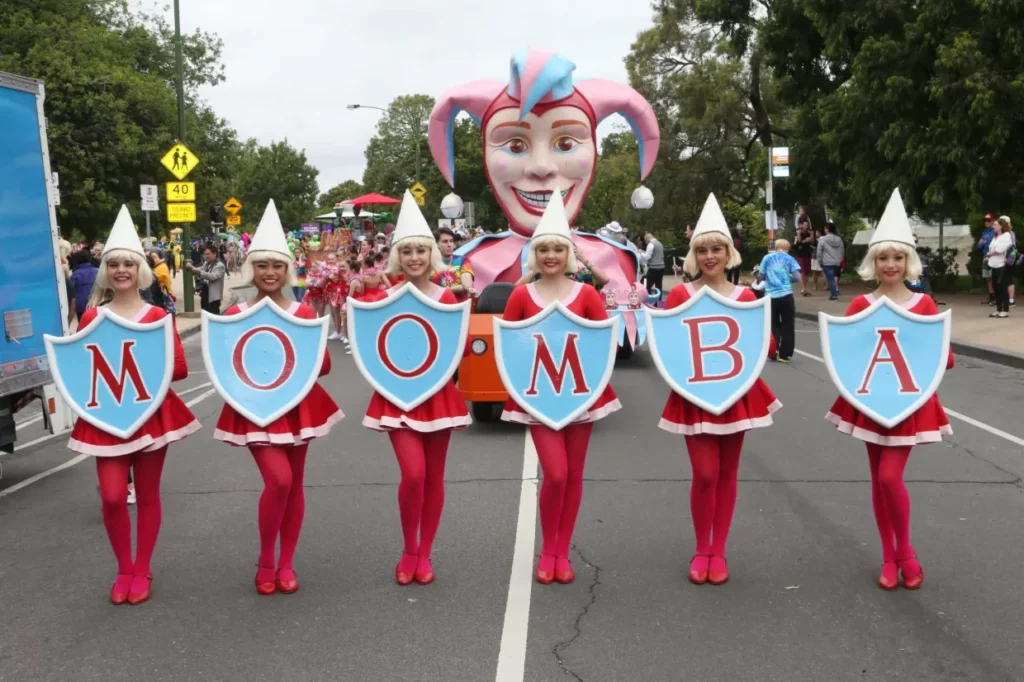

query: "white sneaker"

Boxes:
[127, 488, 136, 505]
[345, 347, 352, 355]
[328, 332, 340, 340]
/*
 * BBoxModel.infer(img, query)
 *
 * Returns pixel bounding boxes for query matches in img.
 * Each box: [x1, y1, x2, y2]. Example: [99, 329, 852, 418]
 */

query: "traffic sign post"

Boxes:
[140, 185, 159, 241]
[166, 181, 195, 202]
[410, 182, 427, 207]
[224, 197, 242, 215]
[167, 203, 197, 223]
[160, 142, 201, 312]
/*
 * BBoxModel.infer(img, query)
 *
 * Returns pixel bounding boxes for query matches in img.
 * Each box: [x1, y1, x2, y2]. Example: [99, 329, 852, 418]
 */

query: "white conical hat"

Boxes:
[870, 188, 915, 247]
[248, 200, 291, 257]
[690, 193, 731, 240]
[102, 205, 145, 257]
[392, 190, 435, 245]
[531, 189, 572, 243]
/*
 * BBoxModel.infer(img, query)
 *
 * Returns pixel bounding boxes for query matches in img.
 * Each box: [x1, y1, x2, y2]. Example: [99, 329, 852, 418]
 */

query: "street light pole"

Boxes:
[174, 0, 194, 313]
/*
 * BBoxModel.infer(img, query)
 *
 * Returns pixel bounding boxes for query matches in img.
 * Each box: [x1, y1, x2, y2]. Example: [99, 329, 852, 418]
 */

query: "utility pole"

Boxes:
[174, 0, 194, 313]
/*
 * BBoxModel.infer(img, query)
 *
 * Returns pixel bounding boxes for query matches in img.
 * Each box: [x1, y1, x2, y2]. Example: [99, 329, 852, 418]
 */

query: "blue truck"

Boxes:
[0, 71, 74, 464]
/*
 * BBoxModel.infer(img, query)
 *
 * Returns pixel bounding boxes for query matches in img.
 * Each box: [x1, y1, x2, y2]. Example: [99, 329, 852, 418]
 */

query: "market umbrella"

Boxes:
[345, 193, 400, 205]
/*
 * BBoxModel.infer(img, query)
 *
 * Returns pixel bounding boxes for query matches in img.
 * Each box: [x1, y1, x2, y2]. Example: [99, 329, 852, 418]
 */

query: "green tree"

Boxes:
[625, 0, 793, 242]
[233, 139, 320, 231]
[362, 97, 498, 228]
[0, 0, 229, 240]
[317, 180, 363, 212]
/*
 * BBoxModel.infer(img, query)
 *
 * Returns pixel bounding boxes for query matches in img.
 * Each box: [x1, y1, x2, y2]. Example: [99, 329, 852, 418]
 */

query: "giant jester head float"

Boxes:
[428, 49, 659, 236]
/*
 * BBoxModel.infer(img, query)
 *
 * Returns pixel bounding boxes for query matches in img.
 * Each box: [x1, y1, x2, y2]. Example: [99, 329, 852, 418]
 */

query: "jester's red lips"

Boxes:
[512, 185, 576, 216]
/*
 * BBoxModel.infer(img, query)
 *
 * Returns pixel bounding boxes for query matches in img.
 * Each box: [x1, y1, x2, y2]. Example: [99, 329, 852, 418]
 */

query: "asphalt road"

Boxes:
[1, 314, 1023, 682]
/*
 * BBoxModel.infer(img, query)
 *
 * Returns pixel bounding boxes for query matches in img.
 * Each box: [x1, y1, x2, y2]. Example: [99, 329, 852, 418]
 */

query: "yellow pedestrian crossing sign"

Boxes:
[161, 143, 200, 180]
[410, 182, 427, 198]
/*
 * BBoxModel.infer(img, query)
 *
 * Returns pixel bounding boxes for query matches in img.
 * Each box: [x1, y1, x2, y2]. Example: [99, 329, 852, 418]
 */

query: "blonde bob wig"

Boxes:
[387, 236, 446, 277]
[527, 235, 578, 275]
[683, 231, 742, 277]
[87, 249, 155, 309]
[241, 250, 298, 287]
[856, 241, 922, 282]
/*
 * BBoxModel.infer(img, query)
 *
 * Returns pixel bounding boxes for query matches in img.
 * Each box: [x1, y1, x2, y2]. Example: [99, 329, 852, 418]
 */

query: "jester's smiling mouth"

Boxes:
[513, 186, 572, 212]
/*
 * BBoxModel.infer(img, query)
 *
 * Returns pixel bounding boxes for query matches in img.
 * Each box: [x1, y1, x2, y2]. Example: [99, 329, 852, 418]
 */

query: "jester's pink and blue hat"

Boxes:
[428, 49, 660, 213]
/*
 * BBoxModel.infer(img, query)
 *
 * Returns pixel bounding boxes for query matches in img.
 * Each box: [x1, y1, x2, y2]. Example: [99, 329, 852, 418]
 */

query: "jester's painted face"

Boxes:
[484, 105, 596, 236]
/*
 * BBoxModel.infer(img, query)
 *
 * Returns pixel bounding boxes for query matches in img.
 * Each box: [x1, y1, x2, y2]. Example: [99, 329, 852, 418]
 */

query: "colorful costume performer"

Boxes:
[67, 207, 200, 605]
[212, 202, 344, 595]
[655, 197, 781, 585]
[823, 189, 952, 590]
[358, 192, 472, 585]
[428, 48, 661, 346]
[499, 191, 621, 584]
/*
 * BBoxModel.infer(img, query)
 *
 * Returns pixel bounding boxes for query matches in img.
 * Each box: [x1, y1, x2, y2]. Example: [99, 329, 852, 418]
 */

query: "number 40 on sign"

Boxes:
[166, 182, 195, 202]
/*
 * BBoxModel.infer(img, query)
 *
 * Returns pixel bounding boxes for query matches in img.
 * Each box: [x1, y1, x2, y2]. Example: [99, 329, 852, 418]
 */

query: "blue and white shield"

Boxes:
[820, 296, 951, 429]
[645, 287, 771, 415]
[348, 283, 470, 411]
[202, 298, 329, 427]
[494, 303, 620, 431]
[44, 309, 173, 439]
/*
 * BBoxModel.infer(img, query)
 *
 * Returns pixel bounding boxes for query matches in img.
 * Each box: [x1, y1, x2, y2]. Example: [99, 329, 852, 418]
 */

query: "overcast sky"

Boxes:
[152, 0, 656, 195]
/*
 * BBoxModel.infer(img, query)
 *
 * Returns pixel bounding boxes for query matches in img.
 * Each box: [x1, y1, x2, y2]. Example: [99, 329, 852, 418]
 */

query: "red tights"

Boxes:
[685, 433, 744, 556]
[250, 444, 308, 571]
[530, 422, 594, 557]
[866, 444, 913, 561]
[389, 430, 451, 557]
[96, 448, 167, 575]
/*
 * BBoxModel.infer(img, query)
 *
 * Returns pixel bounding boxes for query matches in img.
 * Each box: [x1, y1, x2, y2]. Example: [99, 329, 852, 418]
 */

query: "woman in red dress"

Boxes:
[213, 201, 344, 595]
[825, 191, 952, 590]
[657, 196, 781, 586]
[68, 207, 200, 605]
[500, 195, 621, 585]
[361, 193, 471, 585]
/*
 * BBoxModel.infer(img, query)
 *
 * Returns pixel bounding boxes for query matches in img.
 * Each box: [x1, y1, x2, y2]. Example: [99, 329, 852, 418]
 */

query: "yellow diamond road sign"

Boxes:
[167, 202, 196, 223]
[161, 143, 200, 180]
[224, 197, 243, 215]
[410, 182, 427, 198]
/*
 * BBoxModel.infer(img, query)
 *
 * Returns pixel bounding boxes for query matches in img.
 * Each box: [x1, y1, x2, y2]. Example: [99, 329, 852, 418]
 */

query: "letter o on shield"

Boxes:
[232, 326, 296, 390]
[377, 314, 439, 379]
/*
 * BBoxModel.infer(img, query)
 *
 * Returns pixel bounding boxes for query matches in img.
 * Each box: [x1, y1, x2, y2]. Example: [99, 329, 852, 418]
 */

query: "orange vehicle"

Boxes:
[457, 284, 512, 422]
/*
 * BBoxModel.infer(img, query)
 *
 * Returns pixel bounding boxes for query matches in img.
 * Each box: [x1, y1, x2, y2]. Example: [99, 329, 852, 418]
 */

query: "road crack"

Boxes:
[552, 544, 601, 682]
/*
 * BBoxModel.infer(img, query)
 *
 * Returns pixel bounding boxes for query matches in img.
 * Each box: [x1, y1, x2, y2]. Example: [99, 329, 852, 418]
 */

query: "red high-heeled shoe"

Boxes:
[277, 568, 299, 594]
[708, 555, 729, 585]
[255, 565, 277, 595]
[535, 554, 556, 584]
[898, 555, 924, 590]
[127, 573, 153, 605]
[688, 554, 710, 584]
[414, 556, 435, 585]
[110, 573, 133, 605]
[554, 557, 575, 584]
[395, 553, 418, 586]
[878, 561, 899, 591]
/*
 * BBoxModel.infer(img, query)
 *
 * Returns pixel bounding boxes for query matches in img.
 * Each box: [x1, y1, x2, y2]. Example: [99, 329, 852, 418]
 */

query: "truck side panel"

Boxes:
[0, 75, 67, 398]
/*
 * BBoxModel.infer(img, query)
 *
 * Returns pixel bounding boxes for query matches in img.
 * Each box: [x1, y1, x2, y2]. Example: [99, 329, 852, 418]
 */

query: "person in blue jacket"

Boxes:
[69, 250, 98, 320]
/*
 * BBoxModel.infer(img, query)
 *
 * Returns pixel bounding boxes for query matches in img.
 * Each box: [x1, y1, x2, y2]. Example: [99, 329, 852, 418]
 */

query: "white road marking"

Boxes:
[15, 414, 43, 428]
[0, 388, 218, 496]
[12, 383, 211, 428]
[177, 382, 213, 397]
[793, 349, 1024, 448]
[495, 432, 539, 682]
